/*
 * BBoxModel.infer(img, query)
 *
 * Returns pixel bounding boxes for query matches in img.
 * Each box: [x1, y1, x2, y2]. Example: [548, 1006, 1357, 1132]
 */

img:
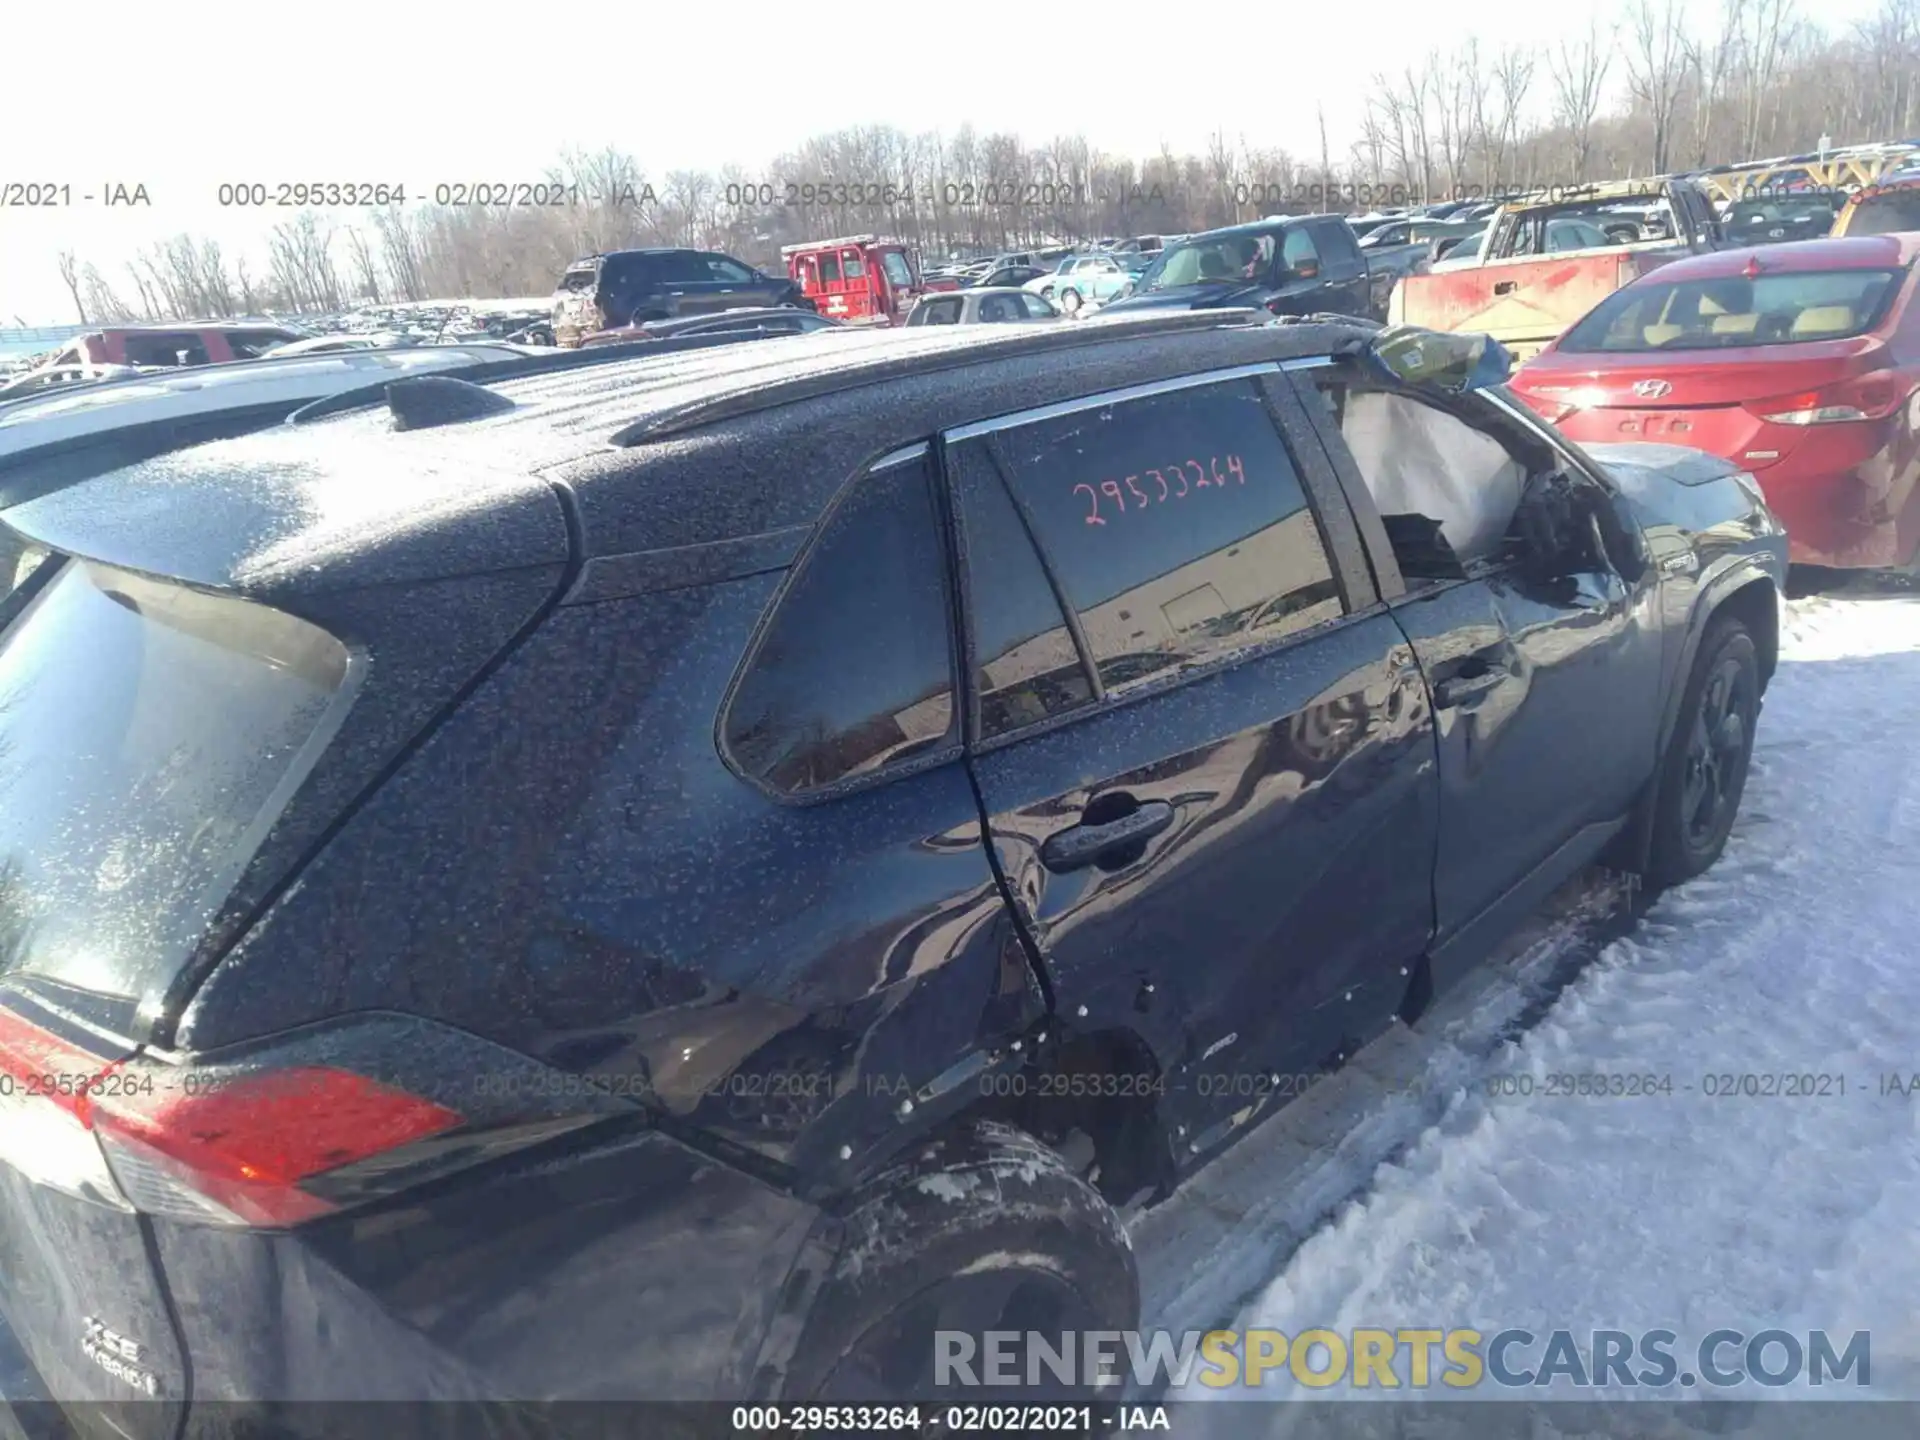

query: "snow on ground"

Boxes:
[1129, 589, 1920, 1425]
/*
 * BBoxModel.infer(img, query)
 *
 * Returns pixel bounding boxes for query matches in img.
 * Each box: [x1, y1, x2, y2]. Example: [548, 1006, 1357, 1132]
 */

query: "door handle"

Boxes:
[1432, 654, 1508, 709]
[1434, 670, 1503, 708]
[1040, 799, 1175, 874]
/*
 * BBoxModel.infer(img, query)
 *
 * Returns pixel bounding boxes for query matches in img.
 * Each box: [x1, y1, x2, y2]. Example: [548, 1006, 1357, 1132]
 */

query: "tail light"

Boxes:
[0, 1007, 462, 1228]
[89, 1067, 462, 1228]
[1743, 370, 1910, 425]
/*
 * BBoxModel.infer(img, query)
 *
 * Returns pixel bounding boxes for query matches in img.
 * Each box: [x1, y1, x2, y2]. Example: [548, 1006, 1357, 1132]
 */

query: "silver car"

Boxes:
[905, 287, 1062, 325]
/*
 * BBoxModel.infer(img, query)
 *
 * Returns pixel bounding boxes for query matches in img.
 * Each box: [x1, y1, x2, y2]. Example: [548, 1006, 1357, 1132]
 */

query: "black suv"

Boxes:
[551, 247, 810, 346]
[1104, 215, 1380, 321]
[0, 315, 1785, 1431]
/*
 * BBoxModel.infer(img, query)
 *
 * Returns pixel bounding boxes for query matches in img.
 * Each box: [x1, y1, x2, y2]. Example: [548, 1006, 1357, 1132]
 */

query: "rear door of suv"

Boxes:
[646, 251, 783, 318]
[947, 362, 1441, 1164]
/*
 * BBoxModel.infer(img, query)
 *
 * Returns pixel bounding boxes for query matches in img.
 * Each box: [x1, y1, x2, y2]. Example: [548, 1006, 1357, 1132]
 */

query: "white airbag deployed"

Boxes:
[1340, 392, 1526, 565]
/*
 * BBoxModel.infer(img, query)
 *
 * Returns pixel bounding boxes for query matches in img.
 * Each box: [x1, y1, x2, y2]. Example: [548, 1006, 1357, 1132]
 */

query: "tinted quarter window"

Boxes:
[651, 251, 710, 283]
[724, 459, 958, 795]
[122, 333, 211, 367]
[226, 331, 289, 359]
[599, 255, 650, 295]
[991, 377, 1343, 692]
[1326, 222, 1362, 263]
[0, 563, 351, 1005]
[950, 443, 1096, 739]
[1281, 227, 1320, 272]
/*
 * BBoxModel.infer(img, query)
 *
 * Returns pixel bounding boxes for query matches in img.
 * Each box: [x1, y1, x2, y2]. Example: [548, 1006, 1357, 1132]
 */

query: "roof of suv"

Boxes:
[0, 311, 1372, 606]
[0, 343, 533, 459]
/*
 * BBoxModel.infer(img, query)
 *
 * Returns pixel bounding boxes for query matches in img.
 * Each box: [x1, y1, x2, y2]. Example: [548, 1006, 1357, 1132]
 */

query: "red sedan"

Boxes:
[1510, 235, 1920, 569]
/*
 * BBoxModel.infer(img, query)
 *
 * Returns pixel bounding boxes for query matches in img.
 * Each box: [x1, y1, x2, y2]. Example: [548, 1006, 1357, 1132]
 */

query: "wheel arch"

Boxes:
[832, 1023, 1176, 1215]
[1605, 565, 1779, 880]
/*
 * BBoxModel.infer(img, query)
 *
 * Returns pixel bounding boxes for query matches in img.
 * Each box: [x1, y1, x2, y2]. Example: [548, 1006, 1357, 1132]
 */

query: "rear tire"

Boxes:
[783, 1120, 1138, 1405]
[1647, 617, 1760, 887]
[1058, 288, 1083, 315]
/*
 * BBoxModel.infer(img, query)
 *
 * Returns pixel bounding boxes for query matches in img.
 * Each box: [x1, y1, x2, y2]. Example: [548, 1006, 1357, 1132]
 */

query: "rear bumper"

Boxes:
[0, 1308, 70, 1440]
[1750, 451, 1920, 569]
[1556, 413, 1920, 569]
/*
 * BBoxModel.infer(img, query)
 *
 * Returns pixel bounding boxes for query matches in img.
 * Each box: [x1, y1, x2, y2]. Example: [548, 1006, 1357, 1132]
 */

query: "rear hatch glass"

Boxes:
[1557, 267, 1902, 352]
[0, 558, 353, 1017]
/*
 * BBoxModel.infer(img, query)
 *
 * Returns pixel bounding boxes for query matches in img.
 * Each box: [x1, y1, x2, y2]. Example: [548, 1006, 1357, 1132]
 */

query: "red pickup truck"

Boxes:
[782, 235, 927, 325]
[1389, 179, 1727, 362]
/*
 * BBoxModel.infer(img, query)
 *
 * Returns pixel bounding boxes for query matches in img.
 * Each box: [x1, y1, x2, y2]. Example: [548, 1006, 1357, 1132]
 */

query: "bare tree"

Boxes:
[1433, 43, 1479, 197]
[56, 252, 85, 323]
[345, 228, 382, 305]
[1627, 0, 1689, 172]
[1549, 19, 1617, 177]
[80, 264, 133, 323]
[1737, 0, 1798, 155]
[1491, 46, 1539, 189]
[1685, 0, 1746, 166]
[1857, 0, 1920, 135]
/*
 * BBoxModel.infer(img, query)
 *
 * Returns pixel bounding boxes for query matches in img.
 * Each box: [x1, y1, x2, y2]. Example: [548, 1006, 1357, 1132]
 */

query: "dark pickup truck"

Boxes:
[1102, 214, 1391, 321]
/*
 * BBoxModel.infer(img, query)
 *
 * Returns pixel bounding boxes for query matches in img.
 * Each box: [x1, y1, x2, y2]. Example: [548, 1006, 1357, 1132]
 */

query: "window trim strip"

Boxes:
[981, 431, 1107, 707]
[940, 357, 1330, 444]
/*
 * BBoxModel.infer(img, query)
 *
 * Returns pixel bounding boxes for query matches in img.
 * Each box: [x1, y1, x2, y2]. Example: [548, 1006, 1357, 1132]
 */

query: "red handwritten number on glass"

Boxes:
[1074, 454, 1245, 526]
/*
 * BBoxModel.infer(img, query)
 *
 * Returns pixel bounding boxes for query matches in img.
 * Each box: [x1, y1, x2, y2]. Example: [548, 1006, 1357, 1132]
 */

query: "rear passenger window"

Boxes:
[122, 333, 211, 367]
[1281, 228, 1320, 273]
[985, 377, 1343, 693]
[724, 458, 958, 795]
[1312, 221, 1361, 264]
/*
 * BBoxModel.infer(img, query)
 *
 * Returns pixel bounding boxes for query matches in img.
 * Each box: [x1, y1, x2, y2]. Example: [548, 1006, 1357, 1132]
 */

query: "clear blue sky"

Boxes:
[0, 0, 1880, 324]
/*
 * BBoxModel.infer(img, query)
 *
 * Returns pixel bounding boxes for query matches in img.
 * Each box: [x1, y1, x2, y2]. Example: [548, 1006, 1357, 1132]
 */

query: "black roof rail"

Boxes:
[286, 326, 814, 427]
[610, 308, 1274, 446]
